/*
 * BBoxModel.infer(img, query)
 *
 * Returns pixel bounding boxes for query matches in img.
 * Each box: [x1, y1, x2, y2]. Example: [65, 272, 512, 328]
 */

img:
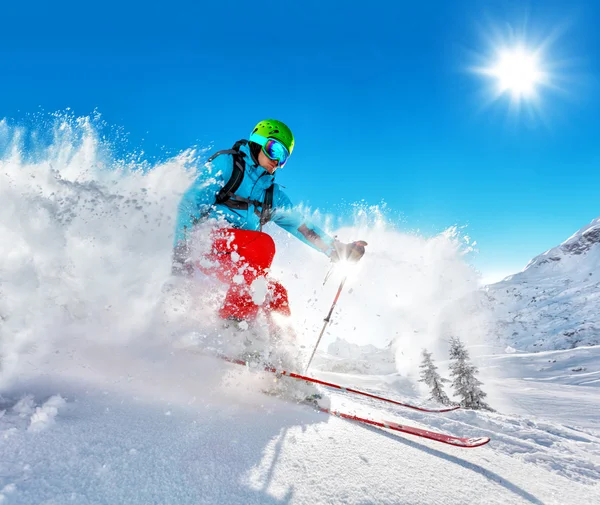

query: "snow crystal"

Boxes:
[1, 484, 15, 494]
[28, 395, 66, 432]
[250, 276, 268, 305]
[197, 257, 218, 269]
[12, 395, 35, 416]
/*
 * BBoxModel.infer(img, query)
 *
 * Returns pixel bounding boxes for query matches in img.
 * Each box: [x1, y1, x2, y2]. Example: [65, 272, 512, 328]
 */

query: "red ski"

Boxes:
[202, 351, 490, 448]
[218, 353, 459, 413]
[316, 407, 490, 448]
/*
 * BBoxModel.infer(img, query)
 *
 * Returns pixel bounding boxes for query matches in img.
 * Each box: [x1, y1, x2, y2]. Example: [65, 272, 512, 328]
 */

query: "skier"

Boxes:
[172, 119, 366, 325]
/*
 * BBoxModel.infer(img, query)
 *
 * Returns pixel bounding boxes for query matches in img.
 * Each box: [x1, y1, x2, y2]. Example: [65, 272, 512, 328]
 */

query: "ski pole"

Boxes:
[304, 275, 348, 373]
[213, 352, 459, 413]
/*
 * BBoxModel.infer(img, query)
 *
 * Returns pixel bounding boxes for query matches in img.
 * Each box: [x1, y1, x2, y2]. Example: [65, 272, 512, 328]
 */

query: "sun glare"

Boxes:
[469, 23, 567, 118]
[489, 47, 544, 98]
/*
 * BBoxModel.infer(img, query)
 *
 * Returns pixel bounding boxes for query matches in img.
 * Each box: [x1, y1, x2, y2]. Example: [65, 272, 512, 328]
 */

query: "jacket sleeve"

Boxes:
[270, 185, 336, 257]
[173, 154, 231, 246]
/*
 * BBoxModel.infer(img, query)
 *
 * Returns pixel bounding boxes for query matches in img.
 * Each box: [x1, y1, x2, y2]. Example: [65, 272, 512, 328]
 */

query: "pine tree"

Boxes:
[448, 337, 493, 411]
[418, 349, 452, 405]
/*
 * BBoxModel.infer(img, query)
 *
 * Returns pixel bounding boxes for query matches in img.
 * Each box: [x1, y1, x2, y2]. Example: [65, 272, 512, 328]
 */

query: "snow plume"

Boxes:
[267, 211, 488, 378]
[0, 112, 487, 390]
[0, 113, 197, 383]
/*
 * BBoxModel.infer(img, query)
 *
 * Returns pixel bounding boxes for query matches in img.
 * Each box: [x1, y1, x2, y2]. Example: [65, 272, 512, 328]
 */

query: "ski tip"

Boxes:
[433, 405, 460, 413]
[456, 436, 491, 448]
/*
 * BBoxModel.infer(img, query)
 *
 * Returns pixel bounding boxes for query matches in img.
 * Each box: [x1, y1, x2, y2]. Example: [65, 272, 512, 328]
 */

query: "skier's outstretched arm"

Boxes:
[271, 187, 366, 262]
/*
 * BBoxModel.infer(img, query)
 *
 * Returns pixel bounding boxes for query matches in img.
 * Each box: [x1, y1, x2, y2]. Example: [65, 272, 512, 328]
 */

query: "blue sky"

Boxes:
[2, 0, 599, 281]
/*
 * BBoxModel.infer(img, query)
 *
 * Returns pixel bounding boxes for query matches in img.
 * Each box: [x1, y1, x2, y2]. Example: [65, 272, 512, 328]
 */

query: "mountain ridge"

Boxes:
[486, 217, 600, 351]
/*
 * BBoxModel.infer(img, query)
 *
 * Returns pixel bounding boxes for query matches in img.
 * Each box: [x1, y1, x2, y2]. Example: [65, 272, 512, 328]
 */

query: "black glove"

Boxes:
[331, 240, 367, 263]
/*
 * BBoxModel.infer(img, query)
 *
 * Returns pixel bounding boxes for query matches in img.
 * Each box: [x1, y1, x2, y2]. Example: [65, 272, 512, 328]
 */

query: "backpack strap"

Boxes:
[259, 184, 275, 230]
[211, 140, 248, 205]
[206, 139, 275, 230]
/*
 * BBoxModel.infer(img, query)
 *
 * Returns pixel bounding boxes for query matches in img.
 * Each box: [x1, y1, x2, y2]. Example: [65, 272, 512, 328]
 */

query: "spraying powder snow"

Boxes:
[0, 113, 487, 389]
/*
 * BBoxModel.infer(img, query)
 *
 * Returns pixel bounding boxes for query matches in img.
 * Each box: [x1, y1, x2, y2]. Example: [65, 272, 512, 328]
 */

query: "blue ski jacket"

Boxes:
[173, 142, 335, 257]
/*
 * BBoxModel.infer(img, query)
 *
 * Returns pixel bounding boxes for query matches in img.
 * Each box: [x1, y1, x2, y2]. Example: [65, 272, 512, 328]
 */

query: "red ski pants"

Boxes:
[197, 228, 290, 321]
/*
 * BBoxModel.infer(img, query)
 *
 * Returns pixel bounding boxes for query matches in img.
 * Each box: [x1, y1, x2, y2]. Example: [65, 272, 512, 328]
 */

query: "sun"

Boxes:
[488, 47, 545, 99]
[467, 21, 568, 117]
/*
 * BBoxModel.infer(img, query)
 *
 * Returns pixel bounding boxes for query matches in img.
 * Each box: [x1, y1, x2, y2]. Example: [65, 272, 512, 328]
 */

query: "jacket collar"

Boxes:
[240, 143, 275, 184]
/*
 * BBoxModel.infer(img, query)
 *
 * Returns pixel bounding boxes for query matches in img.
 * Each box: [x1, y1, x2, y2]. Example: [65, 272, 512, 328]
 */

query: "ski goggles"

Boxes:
[249, 133, 290, 168]
[262, 138, 290, 168]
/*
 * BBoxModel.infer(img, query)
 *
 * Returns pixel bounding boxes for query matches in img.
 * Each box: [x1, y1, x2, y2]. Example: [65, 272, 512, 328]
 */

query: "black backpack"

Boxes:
[207, 139, 274, 230]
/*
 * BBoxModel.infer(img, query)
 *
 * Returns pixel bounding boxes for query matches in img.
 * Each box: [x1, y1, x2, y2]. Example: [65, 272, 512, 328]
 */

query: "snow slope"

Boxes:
[1, 339, 600, 505]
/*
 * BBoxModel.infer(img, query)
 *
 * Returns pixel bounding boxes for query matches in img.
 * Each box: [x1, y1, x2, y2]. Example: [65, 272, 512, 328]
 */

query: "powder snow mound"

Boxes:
[311, 338, 396, 375]
[327, 337, 384, 358]
[0, 394, 66, 434]
[485, 217, 600, 351]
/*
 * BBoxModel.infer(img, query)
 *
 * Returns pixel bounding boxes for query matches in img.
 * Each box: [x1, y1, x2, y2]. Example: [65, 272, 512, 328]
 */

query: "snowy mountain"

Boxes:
[485, 217, 600, 351]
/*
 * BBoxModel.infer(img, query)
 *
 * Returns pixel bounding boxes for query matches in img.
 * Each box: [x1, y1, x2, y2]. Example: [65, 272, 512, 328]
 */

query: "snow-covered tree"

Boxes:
[418, 349, 452, 405]
[448, 337, 493, 411]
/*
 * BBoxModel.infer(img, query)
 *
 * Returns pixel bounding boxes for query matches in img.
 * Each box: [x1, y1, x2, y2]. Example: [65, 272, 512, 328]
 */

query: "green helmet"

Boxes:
[250, 119, 294, 155]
